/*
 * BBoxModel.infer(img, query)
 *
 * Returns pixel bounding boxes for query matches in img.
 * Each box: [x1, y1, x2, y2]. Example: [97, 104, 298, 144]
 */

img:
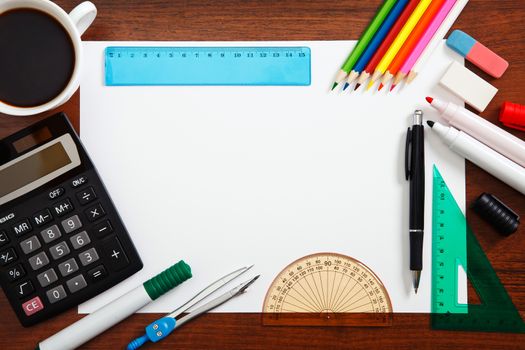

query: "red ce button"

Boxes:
[22, 296, 44, 316]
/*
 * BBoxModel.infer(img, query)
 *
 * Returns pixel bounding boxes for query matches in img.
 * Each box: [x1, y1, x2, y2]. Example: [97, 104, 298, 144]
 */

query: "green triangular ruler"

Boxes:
[431, 165, 525, 332]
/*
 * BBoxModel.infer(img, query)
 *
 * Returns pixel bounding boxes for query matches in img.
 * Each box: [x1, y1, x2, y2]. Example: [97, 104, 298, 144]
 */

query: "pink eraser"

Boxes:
[446, 30, 509, 78]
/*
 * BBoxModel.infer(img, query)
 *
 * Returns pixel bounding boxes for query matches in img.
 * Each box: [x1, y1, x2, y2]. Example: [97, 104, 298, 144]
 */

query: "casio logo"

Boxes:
[0, 213, 15, 224]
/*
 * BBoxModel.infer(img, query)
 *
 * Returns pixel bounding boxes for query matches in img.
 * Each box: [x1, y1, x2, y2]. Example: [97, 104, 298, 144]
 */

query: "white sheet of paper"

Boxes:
[79, 41, 465, 314]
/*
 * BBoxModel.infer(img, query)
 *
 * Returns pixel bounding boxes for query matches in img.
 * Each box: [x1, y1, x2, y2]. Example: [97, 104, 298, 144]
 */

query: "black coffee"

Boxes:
[0, 9, 75, 107]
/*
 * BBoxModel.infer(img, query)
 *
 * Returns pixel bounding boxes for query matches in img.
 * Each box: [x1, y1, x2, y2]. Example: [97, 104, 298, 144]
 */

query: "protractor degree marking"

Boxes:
[335, 290, 371, 313]
[295, 279, 324, 311]
[309, 271, 326, 310]
[332, 278, 360, 312]
[303, 274, 325, 311]
[331, 274, 354, 311]
[286, 281, 322, 312]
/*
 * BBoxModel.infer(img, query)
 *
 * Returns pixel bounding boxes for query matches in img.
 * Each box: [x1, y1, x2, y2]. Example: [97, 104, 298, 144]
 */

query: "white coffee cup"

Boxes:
[0, 0, 96, 116]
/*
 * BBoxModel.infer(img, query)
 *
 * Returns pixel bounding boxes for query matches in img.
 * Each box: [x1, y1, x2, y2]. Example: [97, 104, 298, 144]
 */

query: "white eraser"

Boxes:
[439, 61, 498, 112]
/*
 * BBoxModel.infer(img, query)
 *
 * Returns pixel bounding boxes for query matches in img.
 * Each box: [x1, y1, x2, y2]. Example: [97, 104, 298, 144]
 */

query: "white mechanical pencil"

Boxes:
[427, 121, 525, 195]
[427, 97, 525, 167]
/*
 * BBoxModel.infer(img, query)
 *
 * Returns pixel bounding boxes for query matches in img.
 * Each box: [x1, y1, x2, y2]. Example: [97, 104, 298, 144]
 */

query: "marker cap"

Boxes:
[500, 102, 525, 132]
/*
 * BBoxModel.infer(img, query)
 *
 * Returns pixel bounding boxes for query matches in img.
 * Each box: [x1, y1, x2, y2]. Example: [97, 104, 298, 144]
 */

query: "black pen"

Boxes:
[405, 110, 425, 294]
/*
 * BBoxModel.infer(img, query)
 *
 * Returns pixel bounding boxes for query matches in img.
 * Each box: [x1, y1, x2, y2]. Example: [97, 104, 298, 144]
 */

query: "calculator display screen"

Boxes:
[0, 142, 71, 198]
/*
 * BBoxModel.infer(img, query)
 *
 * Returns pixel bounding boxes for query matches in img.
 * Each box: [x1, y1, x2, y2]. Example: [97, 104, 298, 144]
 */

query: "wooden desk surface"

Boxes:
[1, 1, 524, 349]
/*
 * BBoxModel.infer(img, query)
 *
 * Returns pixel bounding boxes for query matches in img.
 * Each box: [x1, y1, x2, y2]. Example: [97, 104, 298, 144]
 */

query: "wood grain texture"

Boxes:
[0, 0, 524, 349]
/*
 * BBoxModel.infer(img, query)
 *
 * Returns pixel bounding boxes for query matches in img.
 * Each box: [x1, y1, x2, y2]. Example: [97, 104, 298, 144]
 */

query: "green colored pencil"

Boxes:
[331, 0, 398, 90]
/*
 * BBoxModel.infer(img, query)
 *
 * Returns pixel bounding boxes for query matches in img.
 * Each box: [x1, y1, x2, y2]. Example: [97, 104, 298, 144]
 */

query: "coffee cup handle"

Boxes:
[69, 1, 97, 36]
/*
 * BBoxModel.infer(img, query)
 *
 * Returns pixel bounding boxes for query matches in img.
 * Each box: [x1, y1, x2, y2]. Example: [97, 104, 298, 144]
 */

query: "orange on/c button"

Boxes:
[22, 296, 44, 316]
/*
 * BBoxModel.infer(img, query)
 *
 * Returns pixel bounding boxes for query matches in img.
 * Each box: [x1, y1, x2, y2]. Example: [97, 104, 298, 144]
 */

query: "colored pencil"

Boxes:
[392, 0, 457, 90]
[406, 0, 469, 84]
[354, 0, 420, 91]
[378, 0, 446, 91]
[342, 0, 410, 90]
[331, 0, 398, 90]
[367, 0, 432, 91]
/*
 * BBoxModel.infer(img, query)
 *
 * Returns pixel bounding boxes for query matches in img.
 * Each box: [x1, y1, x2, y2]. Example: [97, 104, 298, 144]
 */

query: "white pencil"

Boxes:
[407, 0, 469, 84]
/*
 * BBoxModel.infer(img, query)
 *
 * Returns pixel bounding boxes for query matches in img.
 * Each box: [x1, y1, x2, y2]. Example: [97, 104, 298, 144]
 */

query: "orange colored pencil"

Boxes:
[378, 0, 446, 91]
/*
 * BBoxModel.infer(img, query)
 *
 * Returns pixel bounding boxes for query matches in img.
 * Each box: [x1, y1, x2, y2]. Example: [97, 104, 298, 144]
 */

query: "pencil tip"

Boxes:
[427, 120, 435, 127]
[331, 82, 338, 91]
[366, 81, 374, 91]
[378, 83, 384, 91]
[342, 82, 349, 91]
[354, 83, 361, 91]
[390, 84, 396, 92]
[426, 96, 433, 104]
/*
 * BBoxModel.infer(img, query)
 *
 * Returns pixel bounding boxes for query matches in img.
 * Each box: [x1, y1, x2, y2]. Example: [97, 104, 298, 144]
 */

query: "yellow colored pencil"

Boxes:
[367, 0, 432, 90]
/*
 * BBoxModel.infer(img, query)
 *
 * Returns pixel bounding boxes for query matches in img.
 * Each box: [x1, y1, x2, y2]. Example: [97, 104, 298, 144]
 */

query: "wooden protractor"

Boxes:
[262, 252, 393, 326]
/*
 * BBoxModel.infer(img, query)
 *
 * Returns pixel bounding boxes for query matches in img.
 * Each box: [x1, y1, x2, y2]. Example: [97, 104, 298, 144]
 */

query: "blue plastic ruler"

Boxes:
[104, 46, 311, 86]
[431, 165, 525, 332]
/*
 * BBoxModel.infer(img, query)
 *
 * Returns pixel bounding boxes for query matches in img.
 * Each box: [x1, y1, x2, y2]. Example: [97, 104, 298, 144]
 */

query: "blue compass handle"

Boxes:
[126, 317, 177, 350]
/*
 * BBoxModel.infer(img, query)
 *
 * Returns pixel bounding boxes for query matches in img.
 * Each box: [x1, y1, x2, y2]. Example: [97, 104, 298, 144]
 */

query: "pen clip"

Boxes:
[404, 127, 412, 180]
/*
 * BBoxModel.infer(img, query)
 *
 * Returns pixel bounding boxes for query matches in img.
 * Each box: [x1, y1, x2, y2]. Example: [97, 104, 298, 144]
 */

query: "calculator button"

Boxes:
[22, 296, 44, 316]
[71, 175, 88, 188]
[20, 235, 41, 255]
[0, 248, 17, 266]
[46, 285, 67, 304]
[92, 220, 113, 237]
[49, 241, 71, 260]
[101, 237, 129, 271]
[66, 274, 87, 293]
[48, 187, 65, 200]
[87, 265, 107, 282]
[32, 209, 53, 227]
[40, 225, 62, 243]
[12, 219, 32, 237]
[28, 251, 50, 271]
[61, 215, 83, 234]
[6, 264, 25, 282]
[76, 187, 97, 205]
[52, 198, 74, 217]
[78, 248, 99, 267]
[16, 280, 34, 298]
[85, 204, 106, 222]
[70, 231, 91, 250]
[37, 268, 58, 288]
[0, 230, 9, 247]
[58, 258, 79, 277]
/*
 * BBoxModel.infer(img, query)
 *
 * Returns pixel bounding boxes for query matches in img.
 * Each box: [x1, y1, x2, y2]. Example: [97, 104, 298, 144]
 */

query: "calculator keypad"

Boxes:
[28, 252, 50, 271]
[79, 248, 99, 266]
[37, 268, 58, 288]
[40, 225, 62, 244]
[61, 215, 83, 234]
[66, 274, 87, 293]
[58, 258, 79, 277]
[52, 199, 74, 217]
[85, 204, 106, 222]
[0, 230, 9, 247]
[76, 187, 97, 205]
[6, 264, 25, 282]
[20, 236, 41, 255]
[0, 248, 17, 266]
[46, 285, 67, 304]
[32, 209, 53, 227]
[17, 280, 34, 298]
[70, 232, 91, 250]
[49, 241, 70, 260]
[12, 219, 32, 237]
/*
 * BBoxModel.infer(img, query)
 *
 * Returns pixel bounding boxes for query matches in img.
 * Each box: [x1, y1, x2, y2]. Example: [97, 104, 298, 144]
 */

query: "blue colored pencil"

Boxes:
[343, 0, 410, 91]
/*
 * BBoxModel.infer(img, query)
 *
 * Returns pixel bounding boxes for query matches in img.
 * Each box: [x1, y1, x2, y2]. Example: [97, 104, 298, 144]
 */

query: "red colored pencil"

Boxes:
[354, 0, 420, 91]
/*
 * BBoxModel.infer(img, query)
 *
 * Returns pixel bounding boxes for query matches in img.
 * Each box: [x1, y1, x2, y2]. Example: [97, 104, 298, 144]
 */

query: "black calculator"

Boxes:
[0, 113, 143, 326]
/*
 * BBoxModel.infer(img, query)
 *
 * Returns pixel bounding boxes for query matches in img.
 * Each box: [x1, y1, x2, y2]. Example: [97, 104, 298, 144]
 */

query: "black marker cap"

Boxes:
[472, 193, 520, 236]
